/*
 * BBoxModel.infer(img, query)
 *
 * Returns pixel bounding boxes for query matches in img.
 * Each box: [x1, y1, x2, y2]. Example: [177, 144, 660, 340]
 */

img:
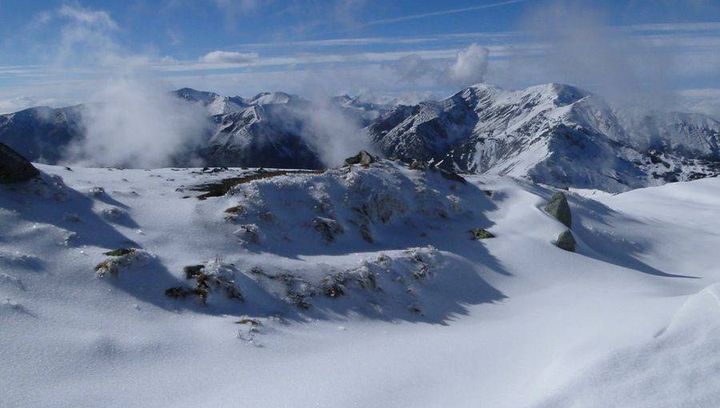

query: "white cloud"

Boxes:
[364, 0, 529, 26]
[447, 44, 489, 87]
[390, 43, 490, 88]
[57, 4, 118, 30]
[199, 50, 259, 65]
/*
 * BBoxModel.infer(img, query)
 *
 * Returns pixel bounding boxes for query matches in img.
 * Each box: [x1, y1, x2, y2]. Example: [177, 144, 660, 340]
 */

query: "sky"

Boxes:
[0, 0, 719, 114]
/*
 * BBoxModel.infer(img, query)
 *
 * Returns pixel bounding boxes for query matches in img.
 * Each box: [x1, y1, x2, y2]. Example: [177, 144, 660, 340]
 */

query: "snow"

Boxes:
[2, 161, 720, 407]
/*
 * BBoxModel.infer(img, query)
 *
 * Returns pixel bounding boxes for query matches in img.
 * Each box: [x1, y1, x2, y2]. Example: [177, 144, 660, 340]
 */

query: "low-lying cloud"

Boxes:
[43, 3, 211, 168]
[67, 79, 209, 168]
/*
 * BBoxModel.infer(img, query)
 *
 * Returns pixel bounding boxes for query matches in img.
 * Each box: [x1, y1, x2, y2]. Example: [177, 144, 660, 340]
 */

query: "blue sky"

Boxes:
[0, 0, 719, 113]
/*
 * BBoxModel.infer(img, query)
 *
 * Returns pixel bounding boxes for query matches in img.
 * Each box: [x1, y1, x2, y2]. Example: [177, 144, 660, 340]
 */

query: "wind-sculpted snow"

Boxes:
[3, 161, 720, 407]
[533, 283, 720, 408]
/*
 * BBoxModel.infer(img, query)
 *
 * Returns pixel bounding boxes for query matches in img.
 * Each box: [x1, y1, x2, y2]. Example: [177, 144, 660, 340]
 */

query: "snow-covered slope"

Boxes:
[2, 159, 720, 407]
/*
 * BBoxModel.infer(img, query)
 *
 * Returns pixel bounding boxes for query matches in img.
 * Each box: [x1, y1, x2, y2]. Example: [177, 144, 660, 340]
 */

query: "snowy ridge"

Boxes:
[368, 83, 720, 192]
[1, 84, 720, 191]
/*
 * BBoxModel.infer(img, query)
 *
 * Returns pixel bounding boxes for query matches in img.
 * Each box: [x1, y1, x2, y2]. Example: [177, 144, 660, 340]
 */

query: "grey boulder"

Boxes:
[555, 230, 577, 252]
[545, 192, 572, 229]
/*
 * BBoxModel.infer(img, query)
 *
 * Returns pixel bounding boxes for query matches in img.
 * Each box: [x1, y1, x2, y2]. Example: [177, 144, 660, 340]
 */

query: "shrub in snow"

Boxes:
[555, 230, 577, 252]
[545, 192, 572, 228]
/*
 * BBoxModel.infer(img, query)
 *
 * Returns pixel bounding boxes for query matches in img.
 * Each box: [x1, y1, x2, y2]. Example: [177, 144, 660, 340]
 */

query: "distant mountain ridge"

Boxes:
[1, 84, 719, 192]
[368, 83, 720, 191]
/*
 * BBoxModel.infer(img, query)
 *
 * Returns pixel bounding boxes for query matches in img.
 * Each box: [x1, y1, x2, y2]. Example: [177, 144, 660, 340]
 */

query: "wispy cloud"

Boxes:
[57, 3, 118, 29]
[363, 0, 531, 26]
[199, 50, 259, 64]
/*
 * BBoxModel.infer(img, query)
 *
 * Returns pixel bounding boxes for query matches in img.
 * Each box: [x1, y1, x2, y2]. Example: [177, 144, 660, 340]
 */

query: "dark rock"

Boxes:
[235, 318, 261, 326]
[555, 230, 577, 252]
[183, 264, 205, 280]
[0, 143, 39, 183]
[313, 217, 344, 242]
[165, 287, 192, 299]
[344, 150, 377, 166]
[470, 228, 495, 240]
[103, 248, 135, 257]
[429, 167, 466, 184]
[408, 160, 428, 170]
[545, 192, 572, 228]
[359, 224, 374, 243]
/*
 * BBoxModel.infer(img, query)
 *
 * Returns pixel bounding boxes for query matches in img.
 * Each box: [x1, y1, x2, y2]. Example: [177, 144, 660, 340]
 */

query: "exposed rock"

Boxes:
[224, 205, 246, 221]
[235, 317, 261, 326]
[191, 170, 321, 200]
[95, 248, 150, 277]
[234, 224, 260, 245]
[87, 186, 105, 197]
[313, 217, 344, 242]
[321, 275, 346, 298]
[545, 192, 572, 229]
[432, 167, 467, 184]
[183, 264, 205, 279]
[170, 263, 244, 304]
[470, 228, 495, 240]
[344, 150, 377, 166]
[555, 230, 577, 252]
[408, 160, 428, 170]
[0, 143, 39, 184]
[104, 248, 134, 257]
[359, 224, 374, 243]
[165, 287, 192, 299]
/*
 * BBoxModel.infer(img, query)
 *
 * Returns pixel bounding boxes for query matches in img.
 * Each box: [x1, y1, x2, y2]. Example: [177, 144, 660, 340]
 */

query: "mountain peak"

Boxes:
[173, 88, 220, 104]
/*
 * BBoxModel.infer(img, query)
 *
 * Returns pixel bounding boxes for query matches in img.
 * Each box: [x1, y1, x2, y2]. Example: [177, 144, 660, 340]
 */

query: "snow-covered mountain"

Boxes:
[174, 88, 248, 116]
[1, 84, 719, 191]
[368, 83, 720, 192]
[0, 105, 84, 163]
[200, 100, 325, 169]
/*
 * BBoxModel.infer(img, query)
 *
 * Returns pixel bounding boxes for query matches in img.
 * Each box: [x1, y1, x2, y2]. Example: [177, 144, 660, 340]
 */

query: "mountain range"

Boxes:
[1, 83, 719, 192]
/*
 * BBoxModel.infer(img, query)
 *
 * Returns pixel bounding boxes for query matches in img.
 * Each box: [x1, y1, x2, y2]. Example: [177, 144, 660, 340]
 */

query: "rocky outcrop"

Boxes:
[470, 228, 495, 240]
[555, 230, 577, 252]
[0, 143, 39, 183]
[344, 150, 377, 166]
[545, 192, 572, 229]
